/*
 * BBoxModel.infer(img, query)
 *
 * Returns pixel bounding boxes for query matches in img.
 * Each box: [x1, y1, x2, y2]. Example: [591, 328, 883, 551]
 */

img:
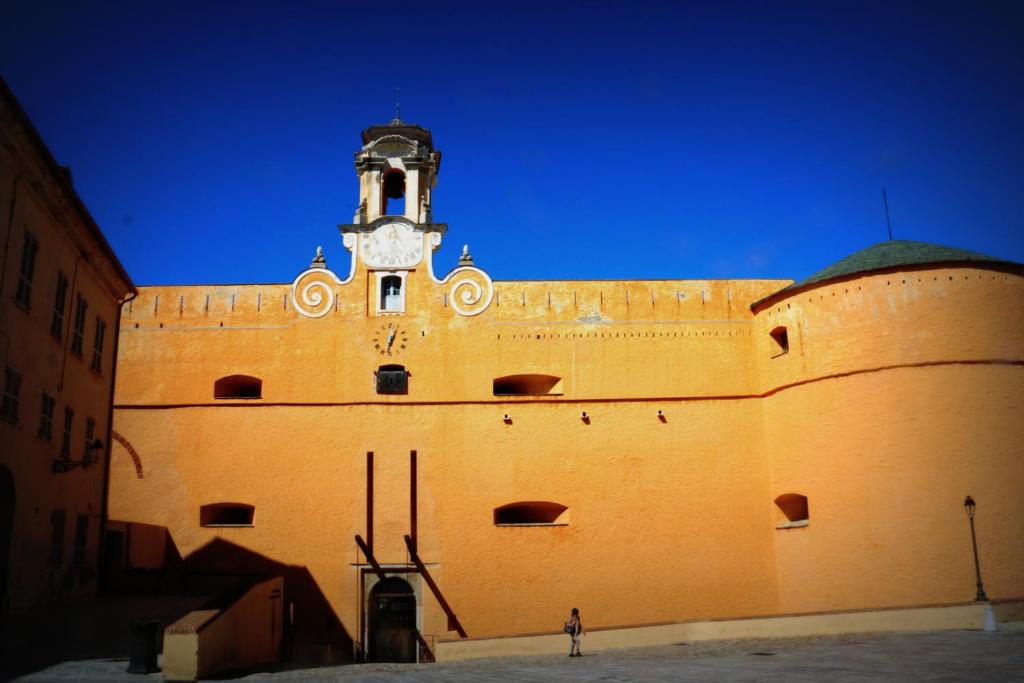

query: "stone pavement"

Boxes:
[10, 622, 1024, 683]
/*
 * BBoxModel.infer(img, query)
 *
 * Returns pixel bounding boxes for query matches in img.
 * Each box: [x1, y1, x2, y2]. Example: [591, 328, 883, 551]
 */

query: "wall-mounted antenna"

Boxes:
[882, 187, 894, 241]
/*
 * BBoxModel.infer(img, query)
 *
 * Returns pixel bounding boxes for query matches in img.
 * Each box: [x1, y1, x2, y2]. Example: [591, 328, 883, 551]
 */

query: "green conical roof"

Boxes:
[798, 240, 1010, 287]
[752, 239, 1019, 310]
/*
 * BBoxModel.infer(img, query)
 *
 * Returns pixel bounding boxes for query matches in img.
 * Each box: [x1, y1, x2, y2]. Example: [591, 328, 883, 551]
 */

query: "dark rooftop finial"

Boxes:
[394, 87, 401, 124]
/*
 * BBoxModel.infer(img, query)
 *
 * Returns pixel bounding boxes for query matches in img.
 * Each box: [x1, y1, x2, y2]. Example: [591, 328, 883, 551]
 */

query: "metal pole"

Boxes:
[882, 187, 894, 241]
[968, 515, 988, 601]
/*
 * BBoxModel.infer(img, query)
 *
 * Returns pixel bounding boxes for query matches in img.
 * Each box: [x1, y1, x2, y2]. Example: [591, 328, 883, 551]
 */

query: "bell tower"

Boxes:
[351, 117, 441, 225]
[292, 119, 493, 319]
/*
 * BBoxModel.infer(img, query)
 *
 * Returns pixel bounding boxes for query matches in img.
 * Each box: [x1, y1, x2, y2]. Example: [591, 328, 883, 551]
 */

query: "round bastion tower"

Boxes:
[750, 240, 1024, 616]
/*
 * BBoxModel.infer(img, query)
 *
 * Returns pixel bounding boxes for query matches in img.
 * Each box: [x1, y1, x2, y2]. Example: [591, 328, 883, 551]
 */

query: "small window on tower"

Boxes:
[381, 169, 406, 217]
[774, 493, 809, 529]
[381, 276, 403, 312]
[769, 326, 789, 357]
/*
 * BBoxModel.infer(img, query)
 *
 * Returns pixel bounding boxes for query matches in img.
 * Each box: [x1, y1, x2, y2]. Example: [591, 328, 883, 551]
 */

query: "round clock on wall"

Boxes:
[360, 221, 424, 269]
[372, 323, 409, 356]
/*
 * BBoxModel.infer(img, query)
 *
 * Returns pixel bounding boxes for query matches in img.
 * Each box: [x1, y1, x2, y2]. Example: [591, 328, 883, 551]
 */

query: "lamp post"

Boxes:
[52, 438, 103, 474]
[962, 496, 988, 602]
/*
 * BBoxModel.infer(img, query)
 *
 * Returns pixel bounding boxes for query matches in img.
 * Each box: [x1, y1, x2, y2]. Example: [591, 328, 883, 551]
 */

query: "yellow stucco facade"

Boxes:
[106, 120, 1024, 663]
[0, 79, 136, 612]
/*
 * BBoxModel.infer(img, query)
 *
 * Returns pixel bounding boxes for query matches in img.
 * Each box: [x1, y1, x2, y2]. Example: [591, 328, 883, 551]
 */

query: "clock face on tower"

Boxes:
[372, 323, 409, 356]
[360, 221, 424, 268]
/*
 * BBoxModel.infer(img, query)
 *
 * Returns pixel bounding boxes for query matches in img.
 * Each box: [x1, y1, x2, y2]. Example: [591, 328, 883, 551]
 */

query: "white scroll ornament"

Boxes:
[427, 235, 494, 317]
[290, 235, 357, 319]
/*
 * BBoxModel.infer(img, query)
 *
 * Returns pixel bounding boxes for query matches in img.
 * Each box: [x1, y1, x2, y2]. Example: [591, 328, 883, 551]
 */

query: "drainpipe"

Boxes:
[97, 289, 135, 594]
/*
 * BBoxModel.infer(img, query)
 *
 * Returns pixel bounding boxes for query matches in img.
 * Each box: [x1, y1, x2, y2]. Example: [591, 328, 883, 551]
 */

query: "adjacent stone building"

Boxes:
[0, 78, 136, 611]
[106, 119, 1023, 662]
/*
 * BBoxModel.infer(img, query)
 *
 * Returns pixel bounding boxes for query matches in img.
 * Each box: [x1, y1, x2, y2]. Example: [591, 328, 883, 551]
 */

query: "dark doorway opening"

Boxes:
[368, 576, 417, 662]
[0, 465, 14, 613]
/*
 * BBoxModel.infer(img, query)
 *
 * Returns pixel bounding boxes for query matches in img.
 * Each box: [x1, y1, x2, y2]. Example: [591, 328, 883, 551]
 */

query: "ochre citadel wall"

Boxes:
[109, 276, 788, 649]
[755, 266, 1024, 614]
[108, 260, 1024, 656]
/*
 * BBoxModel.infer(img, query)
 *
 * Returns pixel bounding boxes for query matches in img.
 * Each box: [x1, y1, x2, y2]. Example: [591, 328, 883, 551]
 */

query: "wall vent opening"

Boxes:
[769, 326, 789, 357]
[492, 374, 563, 396]
[214, 375, 262, 399]
[200, 503, 255, 527]
[494, 501, 569, 526]
[774, 493, 808, 529]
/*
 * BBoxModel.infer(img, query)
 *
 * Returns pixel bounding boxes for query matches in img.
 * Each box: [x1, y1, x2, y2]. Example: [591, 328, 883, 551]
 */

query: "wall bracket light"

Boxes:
[52, 439, 103, 475]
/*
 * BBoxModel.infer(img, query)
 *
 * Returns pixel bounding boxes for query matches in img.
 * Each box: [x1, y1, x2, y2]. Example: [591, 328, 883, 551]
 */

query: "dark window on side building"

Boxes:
[38, 392, 55, 440]
[2, 366, 22, 423]
[71, 295, 88, 356]
[51, 271, 69, 340]
[83, 417, 95, 460]
[61, 406, 74, 456]
[91, 317, 106, 373]
[15, 231, 38, 310]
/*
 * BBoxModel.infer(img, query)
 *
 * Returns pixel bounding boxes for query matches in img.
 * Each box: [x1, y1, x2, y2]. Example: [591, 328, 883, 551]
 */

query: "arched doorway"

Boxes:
[368, 576, 417, 662]
[0, 465, 14, 613]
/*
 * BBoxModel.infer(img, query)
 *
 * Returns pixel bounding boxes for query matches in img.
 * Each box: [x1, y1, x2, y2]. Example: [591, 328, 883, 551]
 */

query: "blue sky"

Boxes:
[2, 1, 1022, 285]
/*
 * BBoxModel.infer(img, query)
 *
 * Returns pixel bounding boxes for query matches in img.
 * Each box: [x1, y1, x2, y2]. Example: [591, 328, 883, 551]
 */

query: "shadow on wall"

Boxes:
[0, 593, 204, 681]
[105, 522, 354, 666]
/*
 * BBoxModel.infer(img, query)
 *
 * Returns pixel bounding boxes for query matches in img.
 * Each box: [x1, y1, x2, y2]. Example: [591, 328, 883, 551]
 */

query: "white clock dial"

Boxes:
[360, 222, 424, 268]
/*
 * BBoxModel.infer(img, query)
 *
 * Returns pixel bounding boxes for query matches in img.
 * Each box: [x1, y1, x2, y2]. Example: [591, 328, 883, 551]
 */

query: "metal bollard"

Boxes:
[127, 619, 160, 674]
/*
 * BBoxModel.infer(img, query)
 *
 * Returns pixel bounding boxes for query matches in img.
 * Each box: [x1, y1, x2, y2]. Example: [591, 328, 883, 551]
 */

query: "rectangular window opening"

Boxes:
[61, 406, 74, 456]
[15, 231, 38, 310]
[71, 295, 88, 357]
[91, 317, 106, 373]
[51, 271, 69, 340]
[2, 365, 22, 423]
[39, 392, 55, 440]
[83, 416, 96, 460]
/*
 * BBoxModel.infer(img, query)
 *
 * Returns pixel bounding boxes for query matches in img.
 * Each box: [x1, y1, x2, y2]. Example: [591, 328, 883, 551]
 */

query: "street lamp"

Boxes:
[963, 495, 988, 602]
[52, 438, 103, 474]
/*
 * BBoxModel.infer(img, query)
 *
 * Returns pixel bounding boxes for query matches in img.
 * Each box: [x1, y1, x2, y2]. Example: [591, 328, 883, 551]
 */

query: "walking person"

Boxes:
[565, 608, 584, 656]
